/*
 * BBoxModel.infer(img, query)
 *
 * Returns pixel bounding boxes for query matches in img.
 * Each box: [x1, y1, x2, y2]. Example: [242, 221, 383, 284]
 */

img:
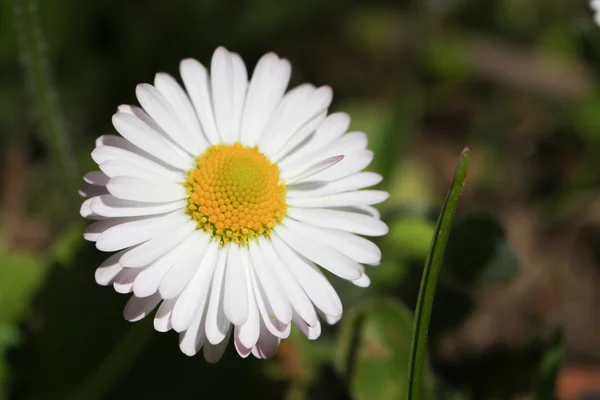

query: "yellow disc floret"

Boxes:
[184, 143, 287, 245]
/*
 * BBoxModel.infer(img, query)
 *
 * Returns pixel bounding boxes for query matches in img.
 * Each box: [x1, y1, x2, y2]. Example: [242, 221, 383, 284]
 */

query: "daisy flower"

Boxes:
[80, 47, 389, 362]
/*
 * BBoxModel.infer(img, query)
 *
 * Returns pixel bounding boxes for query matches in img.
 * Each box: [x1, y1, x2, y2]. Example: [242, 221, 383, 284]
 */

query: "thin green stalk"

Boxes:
[69, 318, 154, 400]
[406, 148, 470, 400]
[11, 0, 79, 200]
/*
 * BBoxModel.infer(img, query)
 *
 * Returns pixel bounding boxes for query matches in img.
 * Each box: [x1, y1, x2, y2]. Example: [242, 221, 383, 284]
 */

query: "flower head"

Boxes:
[80, 47, 389, 362]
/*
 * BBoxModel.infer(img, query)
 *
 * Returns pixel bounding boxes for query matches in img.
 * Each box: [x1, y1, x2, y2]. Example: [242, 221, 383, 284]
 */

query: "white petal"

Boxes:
[279, 112, 350, 168]
[239, 54, 291, 147]
[284, 218, 381, 265]
[159, 231, 209, 299]
[236, 253, 261, 348]
[96, 210, 187, 252]
[154, 72, 208, 152]
[287, 190, 389, 208]
[298, 150, 373, 183]
[203, 329, 231, 363]
[260, 86, 333, 159]
[106, 176, 187, 203]
[133, 235, 192, 298]
[258, 237, 318, 327]
[79, 183, 109, 198]
[99, 159, 180, 184]
[154, 298, 176, 332]
[84, 171, 109, 186]
[205, 250, 230, 345]
[223, 244, 249, 326]
[180, 58, 220, 144]
[281, 133, 368, 179]
[135, 84, 202, 155]
[95, 250, 126, 286]
[84, 217, 138, 242]
[113, 267, 144, 294]
[326, 132, 369, 154]
[92, 145, 184, 182]
[272, 112, 326, 163]
[322, 311, 342, 325]
[96, 134, 129, 148]
[179, 307, 207, 356]
[171, 241, 219, 332]
[209, 48, 248, 144]
[230, 52, 249, 142]
[248, 242, 292, 324]
[80, 197, 104, 219]
[249, 255, 291, 339]
[119, 219, 196, 268]
[284, 155, 344, 184]
[270, 232, 342, 317]
[274, 224, 362, 280]
[112, 111, 192, 170]
[287, 207, 388, 236]
[252, 319, 280, 359]
[346, 205, 381, 219]
[97, 132, 167, 167]
[211, 47, 235, 143]
[123, 293, 161, 322]
[327, 131, 368, 155]
[80, 198, 93, 218]
[91, 195, 186, 218]
[293, 311, 321, 340]
[255, 84, 314, 150]
[234, 327, 252, 358]
[286, 172, 382, 198]
[352, 274, 371, 288]
[117, 104, 194, 160]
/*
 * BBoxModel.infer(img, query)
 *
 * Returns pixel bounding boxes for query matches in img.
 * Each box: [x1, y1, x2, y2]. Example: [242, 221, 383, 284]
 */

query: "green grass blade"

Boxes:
[406, 148, 470, 400]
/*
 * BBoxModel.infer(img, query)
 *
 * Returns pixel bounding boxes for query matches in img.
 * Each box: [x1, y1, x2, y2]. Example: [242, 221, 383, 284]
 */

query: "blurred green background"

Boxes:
[2, 0, 600, 399]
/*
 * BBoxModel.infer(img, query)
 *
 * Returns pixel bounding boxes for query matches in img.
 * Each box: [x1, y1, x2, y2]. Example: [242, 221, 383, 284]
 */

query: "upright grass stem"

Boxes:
[11, 0, 79, 201]
[406, 148, 470, 400]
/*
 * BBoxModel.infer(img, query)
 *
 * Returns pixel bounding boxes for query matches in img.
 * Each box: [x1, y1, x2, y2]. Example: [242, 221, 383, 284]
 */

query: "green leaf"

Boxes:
[532, 329, 564, 400]
[406, 148, 470, 400]
[334, 298, 435, 400]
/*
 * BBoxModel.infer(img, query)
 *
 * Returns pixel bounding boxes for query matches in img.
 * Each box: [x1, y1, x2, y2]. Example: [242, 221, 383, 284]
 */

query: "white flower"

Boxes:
[80, 47, 389, 362]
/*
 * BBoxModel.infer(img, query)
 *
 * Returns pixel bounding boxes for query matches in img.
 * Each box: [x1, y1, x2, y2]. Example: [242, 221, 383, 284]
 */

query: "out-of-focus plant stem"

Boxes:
[11, 0, 79, 202]
[406, 148, 470, 400]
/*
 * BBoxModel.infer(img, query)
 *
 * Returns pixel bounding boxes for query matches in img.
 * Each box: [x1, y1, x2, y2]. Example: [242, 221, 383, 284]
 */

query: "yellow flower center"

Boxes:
[184, 143, 287, 245]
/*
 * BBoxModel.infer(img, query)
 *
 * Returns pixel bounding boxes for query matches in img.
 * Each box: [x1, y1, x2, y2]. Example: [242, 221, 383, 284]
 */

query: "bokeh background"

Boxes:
[2, 0, 600, 399]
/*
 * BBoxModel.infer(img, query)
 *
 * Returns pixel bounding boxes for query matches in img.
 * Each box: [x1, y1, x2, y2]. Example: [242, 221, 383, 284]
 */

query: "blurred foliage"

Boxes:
[0, 241, 46, 399]
[335, 298, 435, 400]
[2, 0, 600, 399]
